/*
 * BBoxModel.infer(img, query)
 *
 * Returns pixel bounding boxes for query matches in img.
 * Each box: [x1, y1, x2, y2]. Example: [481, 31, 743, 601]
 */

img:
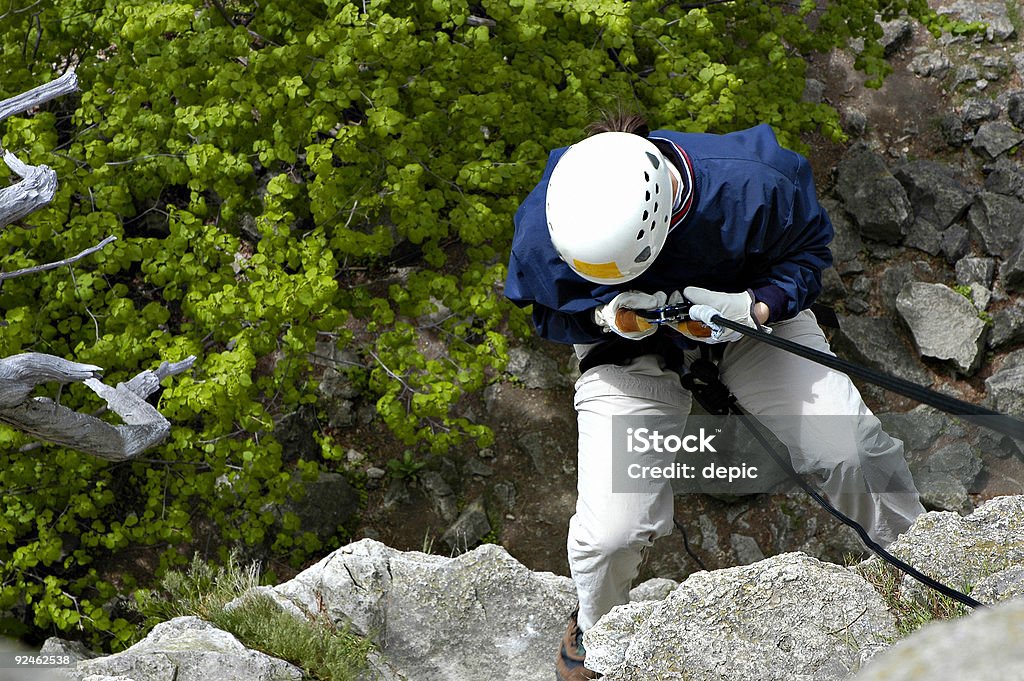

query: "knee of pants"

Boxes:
[569, 511, 672, 558]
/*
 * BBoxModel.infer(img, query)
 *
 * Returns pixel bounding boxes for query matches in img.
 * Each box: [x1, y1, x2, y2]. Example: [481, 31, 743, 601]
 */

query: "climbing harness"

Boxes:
[632, 304, 1015, 609]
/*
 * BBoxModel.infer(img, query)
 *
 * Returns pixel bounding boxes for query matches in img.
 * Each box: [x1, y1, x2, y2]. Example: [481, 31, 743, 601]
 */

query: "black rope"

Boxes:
[678, 321, 987, 609]
[731, 406, 984, 609]
[673, 517, 709, 572]
[710, 316, 1024, 442]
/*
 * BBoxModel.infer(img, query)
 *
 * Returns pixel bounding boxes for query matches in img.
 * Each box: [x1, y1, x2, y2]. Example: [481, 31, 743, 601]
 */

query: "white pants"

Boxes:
[568, 310, 925, 631]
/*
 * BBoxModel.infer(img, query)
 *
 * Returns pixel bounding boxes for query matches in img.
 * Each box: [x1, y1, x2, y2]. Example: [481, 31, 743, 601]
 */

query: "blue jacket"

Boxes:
[504, 124, 834, 345]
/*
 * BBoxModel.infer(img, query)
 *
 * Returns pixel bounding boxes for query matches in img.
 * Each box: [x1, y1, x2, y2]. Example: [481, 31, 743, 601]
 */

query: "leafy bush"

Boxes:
[0, 0, 963, 649]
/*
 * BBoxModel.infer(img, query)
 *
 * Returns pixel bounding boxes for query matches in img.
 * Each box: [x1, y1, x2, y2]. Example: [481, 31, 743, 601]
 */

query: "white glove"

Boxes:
[683, 286, 770, 344]
[594, 291, 668, 339]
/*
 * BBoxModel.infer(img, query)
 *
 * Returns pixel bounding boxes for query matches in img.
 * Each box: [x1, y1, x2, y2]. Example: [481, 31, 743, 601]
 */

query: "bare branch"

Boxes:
[0, 150, 58, 229]
[0, 234, 117, 280]
[0, 68, 78, 124]
[1, 354, 197, 460]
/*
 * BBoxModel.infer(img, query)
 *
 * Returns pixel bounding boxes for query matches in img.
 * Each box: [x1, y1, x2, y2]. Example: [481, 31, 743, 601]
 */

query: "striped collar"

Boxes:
[650, 137, 695, 228]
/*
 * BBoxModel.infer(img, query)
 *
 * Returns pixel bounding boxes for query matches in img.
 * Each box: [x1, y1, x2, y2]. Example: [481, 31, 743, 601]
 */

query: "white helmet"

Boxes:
[545, 132, 674, 285]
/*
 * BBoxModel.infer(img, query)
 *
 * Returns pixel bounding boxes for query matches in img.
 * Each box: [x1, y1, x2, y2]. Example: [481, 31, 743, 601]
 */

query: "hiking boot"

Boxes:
[555, 608, 602, 680]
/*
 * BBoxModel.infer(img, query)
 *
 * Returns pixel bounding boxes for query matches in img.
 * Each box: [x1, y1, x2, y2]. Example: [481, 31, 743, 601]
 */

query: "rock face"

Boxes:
[60, 616, 303, 681]
[858, 495, 1024, 604]
[854, 599, 1024, 681]
[835, 146, 913, 244]
[260, 539, 577, 681]
[895, 282, 987, 373]
[583, 553, 897, 681]
[43, 497, 1024, 681]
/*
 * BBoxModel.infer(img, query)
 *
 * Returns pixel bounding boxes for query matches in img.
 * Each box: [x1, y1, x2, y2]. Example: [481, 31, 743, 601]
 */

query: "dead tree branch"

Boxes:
[0, 354, 197, 460]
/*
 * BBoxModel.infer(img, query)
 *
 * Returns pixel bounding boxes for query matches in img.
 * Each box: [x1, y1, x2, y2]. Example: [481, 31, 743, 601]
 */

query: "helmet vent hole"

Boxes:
[650, 220, 656, 230]
[644, 172, 650, 182]
[634, 246, 652, 263]
[636, 230, 645, 240]
[654, 202, 659, 213]
[646, 152, 661, 169]
[655, 184, 660, 194]
[642, 210, 649, 220]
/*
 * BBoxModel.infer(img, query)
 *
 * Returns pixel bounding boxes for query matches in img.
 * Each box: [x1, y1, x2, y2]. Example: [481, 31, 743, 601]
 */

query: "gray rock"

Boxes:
[506, 346, 572, 390]
[903, 218, 942, 255]
[968, 192, 1024, 256]
[854, 599, 1024, 681]
[879, 262, 935, 314]
[822, 199, 864, 273]
[877, 406, 947, 453]
[971, 122, 1024, 160]
[895, 282, 987, 373]
[39, 637, 98, 664]
[909, 51, 952, 79]
[835, 146, 913, 244]
[1001, 241, 1024, 292]
[968, 282, 991, 310]
[418, 470, 458, 522]
[265, 539, 576, 681]
[833, 315, 933, 386]
[819, 267, 847, 306]
[938, 1, 1016, 42]
[842, 108, 868, 138]
[955, 256, 996, 287]
[463, 458, 493, 477]
[880, 18, 913, 56]
[988, 301, 1024, 349]
[893, 160, 973, 230]
[584, 553, 896, 680]
[516, 429, 564, 475]
[909, 442, 983, 513]
[628, 577, 678, 602]
[441, 497, 492, 553]
[940, 224, 971, 263]
[65, 617, 302, 681]
[960, 98, 1001, 125]
[860, 496, 1024, 604]
[985, 350, 1024, 415]
[1009, 91, 1024, 128]
[983, 157, 1024, 199]
[491, 480, 517, 511]
[730, 534, 766, 565]
[802, 78, 826, 104]
[971, 564, 1024, 604]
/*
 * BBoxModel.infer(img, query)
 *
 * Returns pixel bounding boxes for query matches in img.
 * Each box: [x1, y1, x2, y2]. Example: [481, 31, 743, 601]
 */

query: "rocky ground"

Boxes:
[37, 494, 1024, 680]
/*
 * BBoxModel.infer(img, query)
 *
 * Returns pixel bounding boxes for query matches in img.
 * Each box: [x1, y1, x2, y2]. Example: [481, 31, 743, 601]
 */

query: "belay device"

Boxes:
[621, 302, 1024, 609]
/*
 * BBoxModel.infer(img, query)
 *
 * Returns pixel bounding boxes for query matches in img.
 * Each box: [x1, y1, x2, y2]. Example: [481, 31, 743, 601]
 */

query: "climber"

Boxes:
[503, 113, 927, 681]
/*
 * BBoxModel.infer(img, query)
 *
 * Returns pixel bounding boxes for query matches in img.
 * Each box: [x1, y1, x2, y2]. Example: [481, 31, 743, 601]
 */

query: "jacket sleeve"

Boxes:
[747, 154, 834, 322]
[505, 251, 609, 345]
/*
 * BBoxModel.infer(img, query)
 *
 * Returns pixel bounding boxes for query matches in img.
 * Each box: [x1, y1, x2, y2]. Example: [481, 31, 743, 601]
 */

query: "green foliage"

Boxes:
[0, 0, 955, 649]
[386, 449, 428, 481]
[134, 552, 372, 680]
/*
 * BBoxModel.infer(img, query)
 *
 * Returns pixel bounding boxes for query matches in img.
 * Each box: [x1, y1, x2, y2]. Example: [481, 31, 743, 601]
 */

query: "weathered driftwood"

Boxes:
[0, 354, 196, 460]
[0, 69, 78, 230]
[0, 70, 196, 459]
